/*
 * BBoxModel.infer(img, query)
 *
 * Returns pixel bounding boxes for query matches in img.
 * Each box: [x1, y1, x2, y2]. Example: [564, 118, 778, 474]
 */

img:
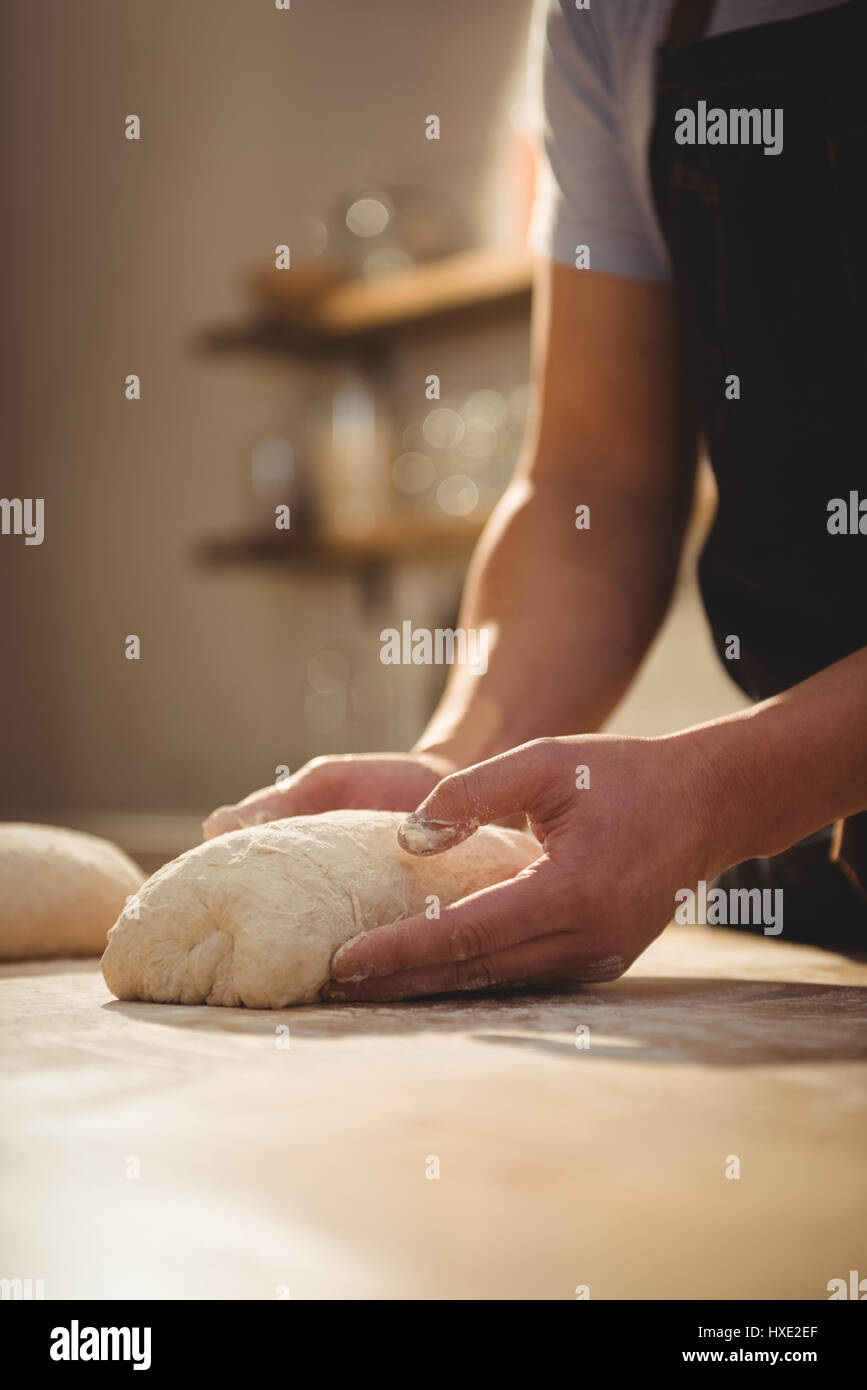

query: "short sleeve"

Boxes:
[527, 0, 671, 283]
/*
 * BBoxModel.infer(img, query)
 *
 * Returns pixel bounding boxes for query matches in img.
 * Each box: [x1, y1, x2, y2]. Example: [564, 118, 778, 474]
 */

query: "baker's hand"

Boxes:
[323, 732, 729, 1001]
[202, 751, 457, 840]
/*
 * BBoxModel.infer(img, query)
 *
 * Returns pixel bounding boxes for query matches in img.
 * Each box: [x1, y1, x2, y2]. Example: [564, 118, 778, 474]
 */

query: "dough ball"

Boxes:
[101, 810, 537, 1008]
[0, 823, 145, 960]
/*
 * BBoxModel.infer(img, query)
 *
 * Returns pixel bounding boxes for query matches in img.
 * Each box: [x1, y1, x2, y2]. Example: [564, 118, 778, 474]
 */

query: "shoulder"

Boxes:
[529, 0, 674, 283]
[537, 0, 669, 89]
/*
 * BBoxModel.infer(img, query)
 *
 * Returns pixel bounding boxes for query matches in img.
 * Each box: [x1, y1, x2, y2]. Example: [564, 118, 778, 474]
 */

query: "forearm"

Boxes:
[415, 470, 687, 767]
[686, 645, 867, 875]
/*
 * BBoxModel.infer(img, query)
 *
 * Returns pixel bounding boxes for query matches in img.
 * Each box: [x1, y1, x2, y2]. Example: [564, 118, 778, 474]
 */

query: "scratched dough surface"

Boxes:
[101, 810, 537, 1008]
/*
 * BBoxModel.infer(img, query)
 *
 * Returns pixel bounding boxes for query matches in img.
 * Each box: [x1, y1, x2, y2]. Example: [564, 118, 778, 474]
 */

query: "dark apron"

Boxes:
[649, 0, 867, 945]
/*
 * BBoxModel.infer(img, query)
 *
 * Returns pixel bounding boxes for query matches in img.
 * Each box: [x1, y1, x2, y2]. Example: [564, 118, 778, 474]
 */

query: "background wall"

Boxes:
[0, 0, 746, 859]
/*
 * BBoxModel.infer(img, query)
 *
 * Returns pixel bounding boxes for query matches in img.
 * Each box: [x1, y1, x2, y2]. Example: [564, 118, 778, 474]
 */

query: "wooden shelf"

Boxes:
[253, 248, 532, 337]
[199, 248, 533, 357]
[195, 250, 524, 574]
[199, 515, 484, 568]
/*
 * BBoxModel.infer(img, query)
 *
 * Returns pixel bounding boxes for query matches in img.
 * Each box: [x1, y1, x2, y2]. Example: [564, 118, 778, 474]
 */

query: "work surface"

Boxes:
[1, 925, 865, 1300]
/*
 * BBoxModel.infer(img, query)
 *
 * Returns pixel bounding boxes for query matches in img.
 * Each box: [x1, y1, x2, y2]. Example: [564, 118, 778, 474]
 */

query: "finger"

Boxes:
[202, 773, 343, 839]
[330, 860, 566, 982]
[202, 787, 292, 839]
[397, 740, 567, 856]
[323, 932, 627, 1003]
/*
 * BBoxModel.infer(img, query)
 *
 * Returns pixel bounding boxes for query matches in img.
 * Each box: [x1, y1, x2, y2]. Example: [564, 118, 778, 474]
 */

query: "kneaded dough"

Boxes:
[0, 823, 145, 960]
[101, 810, 537, 1008]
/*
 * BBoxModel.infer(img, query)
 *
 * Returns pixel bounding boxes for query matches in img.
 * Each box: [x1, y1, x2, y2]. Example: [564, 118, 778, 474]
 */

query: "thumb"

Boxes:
[397, 739, 561, 856]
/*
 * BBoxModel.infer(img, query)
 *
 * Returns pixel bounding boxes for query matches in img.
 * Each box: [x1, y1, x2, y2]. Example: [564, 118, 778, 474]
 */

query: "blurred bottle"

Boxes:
[314, 368, 394, 540]
[250, 432, 314, 537]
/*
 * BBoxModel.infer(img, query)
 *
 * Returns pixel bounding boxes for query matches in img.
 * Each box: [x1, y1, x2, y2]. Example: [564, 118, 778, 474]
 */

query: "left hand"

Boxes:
[323, 732, 731, 1002]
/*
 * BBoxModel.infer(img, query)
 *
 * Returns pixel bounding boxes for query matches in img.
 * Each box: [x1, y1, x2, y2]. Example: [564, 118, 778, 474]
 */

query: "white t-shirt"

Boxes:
[528, 0, 843, 282]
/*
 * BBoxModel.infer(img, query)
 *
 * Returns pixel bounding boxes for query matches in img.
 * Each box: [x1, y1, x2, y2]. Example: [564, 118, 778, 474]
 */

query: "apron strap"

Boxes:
[664, 0, 717, 47]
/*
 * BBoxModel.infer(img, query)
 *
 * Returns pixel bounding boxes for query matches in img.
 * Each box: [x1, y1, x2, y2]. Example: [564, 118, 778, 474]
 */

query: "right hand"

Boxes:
[202, 750, 458, 840]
